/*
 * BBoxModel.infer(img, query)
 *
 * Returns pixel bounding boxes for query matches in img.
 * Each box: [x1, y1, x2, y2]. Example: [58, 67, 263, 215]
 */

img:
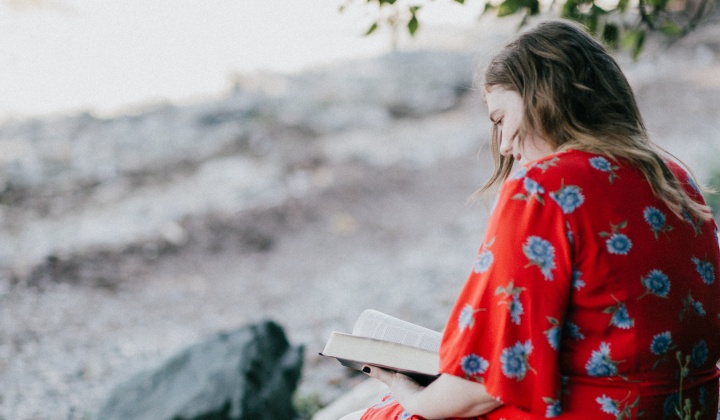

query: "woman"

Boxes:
[342, 19, 720, 419]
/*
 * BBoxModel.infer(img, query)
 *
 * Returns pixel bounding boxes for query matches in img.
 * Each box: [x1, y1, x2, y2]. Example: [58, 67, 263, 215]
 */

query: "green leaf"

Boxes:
[454, 0, 465, 3]
[560, 0, 576, 15]
[591, 3, 608, 15]
[627, 30, 646, 60]
[407, 14, 419, 36]
[497, 0, 523, 17]
[482, 2, 497, 14]
[528, 0, 540, 15]
[602, 23, 620, 48]
[660, 22, 682, 36]
[365, 22, 379, 36]
[647, 0, 668, 9]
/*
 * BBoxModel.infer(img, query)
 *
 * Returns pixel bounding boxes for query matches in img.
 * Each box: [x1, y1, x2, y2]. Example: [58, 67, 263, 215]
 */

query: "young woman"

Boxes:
[342, 19, 720, 419]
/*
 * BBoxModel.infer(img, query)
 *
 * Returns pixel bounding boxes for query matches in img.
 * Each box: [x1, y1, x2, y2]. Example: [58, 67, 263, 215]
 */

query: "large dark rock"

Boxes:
[96, 321, 304, 420]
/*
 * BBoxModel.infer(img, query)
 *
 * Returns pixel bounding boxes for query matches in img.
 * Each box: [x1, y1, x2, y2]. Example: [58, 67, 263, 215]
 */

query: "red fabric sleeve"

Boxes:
[439, 164, 574, 415]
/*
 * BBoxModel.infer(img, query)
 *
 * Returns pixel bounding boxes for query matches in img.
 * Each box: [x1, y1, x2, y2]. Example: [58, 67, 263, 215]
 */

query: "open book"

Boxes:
[320, 309, 442, 386]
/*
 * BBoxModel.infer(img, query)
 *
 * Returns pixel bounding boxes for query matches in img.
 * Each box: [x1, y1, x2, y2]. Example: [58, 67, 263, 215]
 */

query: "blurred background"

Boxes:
[0, 0, 488, 120]
[0, 1, 718, 419]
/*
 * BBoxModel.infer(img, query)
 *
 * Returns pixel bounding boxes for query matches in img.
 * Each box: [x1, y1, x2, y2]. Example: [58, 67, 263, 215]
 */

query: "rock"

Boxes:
[96, 321, 304, 420]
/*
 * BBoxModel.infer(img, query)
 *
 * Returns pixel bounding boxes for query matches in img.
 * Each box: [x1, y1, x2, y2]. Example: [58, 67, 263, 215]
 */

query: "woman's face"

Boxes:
[485, 86, 555, 165]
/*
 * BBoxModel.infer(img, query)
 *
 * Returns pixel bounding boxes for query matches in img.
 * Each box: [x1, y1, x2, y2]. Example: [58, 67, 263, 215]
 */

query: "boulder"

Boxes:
[96, 320, 304, 420]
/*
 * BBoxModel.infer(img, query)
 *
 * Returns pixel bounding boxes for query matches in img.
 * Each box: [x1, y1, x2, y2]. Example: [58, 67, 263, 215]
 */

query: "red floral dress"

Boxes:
[361, 150, 720, 419]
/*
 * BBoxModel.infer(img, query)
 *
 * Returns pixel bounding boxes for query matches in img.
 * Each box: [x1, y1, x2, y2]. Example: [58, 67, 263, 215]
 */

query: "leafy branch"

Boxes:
[341, 0, 719, 58]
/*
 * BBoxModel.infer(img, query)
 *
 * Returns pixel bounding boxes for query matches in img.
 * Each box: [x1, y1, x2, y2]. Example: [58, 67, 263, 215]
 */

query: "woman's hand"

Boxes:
[362, 365, 501, 419]
[362, 366, 426, 409]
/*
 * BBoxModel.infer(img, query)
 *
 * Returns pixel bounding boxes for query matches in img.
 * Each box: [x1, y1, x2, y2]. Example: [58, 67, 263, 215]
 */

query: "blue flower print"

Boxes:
[606, 233, 632, 255]
[566, 221, 575, 246]
[545, 326, 560, 350]
[650, 331, 672, 355]
[686, 174, 701, 195]
[509, 295, 524, 325]
[572, 269, 586, 290]
[458, 304, 475, 331]
[513, 177, 546, 204]
[589, 156, 620, 184]
[510, 167, 528, 180]
[640, 269, 670, 298]
[526, 177, 544, 194]
[474, 237, 495, 274]
[600, 221, 632, 255]
[500, 340, 534, 381]
[644, 206, 665, 230]
[474, 250, 494, 273]
[565, 322, 585, 341]
[586, 342, 620, 377]
[527, 177, 544, 192]
[682, 208, 702, 236]
[692, 340, 708, 368]
[461, 353, 489, 377]
[682, 208, 693, 224]
[523, 236, 556, 280]
[692, 256, 715, 285]
[663, 393, 680, 417]
[596, 394, 620, 415]
[542, 398, 562, 417]
[692, 300, 706, 316]
[643, 206, 672, 239]
[610, 303, 634, 329]
[590, 156, 612, 171]
[650, 331, 676, 370]
[603, 296, 635, 330]
[495, 280, 525, 325]
[550, 184, 585, 214]
[545, 317, 561, 350]
[680, 292, 706, 321]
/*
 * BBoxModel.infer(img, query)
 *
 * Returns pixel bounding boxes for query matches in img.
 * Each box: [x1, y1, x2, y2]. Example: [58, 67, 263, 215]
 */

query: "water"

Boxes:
[0, 0, 484, 120]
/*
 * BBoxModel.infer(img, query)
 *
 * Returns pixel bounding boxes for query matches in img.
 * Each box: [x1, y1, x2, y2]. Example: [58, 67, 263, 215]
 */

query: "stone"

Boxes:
[96, 321, 304, 420]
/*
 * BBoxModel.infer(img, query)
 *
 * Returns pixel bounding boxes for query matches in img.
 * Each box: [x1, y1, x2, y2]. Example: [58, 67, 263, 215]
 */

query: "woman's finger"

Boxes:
[361, 365, 395, 384]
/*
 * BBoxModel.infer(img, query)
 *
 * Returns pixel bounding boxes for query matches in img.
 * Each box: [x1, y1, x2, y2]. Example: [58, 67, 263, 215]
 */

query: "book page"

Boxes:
[351, 310, 441, 352]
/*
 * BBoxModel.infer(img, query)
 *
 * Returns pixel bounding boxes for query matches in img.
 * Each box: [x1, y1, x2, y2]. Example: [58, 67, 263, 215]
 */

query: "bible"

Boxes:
[320, 309, 442, 386]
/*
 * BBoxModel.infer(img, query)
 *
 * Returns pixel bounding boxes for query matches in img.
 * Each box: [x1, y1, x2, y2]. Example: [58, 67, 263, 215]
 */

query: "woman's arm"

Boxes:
[364, 366, 501, 419]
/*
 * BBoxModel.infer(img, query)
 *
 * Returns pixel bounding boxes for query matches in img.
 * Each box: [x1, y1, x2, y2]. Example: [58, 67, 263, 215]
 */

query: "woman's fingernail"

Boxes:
[362, 366, 371, 373]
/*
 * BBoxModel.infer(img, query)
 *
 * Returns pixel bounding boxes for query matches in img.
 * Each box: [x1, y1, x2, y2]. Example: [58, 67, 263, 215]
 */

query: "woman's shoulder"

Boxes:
[517, 149, 610, 183]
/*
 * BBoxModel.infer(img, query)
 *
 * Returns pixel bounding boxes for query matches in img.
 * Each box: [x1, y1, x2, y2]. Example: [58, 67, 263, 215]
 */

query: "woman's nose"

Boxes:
[499, 136, 512, 156]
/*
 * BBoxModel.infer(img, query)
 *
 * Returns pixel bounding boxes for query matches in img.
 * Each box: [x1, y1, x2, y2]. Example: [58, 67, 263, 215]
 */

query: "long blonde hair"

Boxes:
[479, 19, 712, 221]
